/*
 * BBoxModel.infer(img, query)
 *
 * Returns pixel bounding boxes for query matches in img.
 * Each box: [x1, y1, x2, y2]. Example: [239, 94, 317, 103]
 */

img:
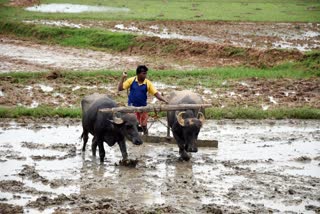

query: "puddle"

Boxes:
[30, 100, 39, 108]
[37, 84, 54, 92]
[273, 41, 317, 52]
[202, 89, 212, 95]
[23, 20, 84, 29]
[53, 92, 65, 98]
[152, 82, 177, 90]
[0, 119, 319, 213]
[25, 4, 130, 13]
[113, 24, 219, 44]
[268, 96, 278, 104]
[71, 85, 110, 91]
[0, 192, 38, 206]
[239, 81, 249, 87]
[71, 86, 81, 91]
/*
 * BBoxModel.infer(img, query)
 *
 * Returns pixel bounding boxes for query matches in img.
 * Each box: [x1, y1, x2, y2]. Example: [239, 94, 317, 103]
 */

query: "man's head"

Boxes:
[136, 65, 148, 81]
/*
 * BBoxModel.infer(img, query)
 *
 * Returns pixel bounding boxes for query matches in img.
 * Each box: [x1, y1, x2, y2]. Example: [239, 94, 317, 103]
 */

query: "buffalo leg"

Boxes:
[91, 136, 97, 156]
[81, 130, 89, 152]
[97, 138, 105, 162]
[179, 146, 190, 161]
[118, 140, 128, 160]
[173, 133, 190, 161]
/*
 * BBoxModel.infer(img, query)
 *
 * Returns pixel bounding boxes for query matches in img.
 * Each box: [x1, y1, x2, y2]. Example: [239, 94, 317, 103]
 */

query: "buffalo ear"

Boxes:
[110, 113, 124, 124]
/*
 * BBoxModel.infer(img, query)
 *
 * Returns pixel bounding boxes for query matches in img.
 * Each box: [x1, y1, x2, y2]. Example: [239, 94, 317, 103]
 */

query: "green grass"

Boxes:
[206, 107, 320, 119]
[1, 0, 320, 22]
[0, 21, 136, 51]
[0, 106, 81, 118]
[148, 64, 319, 87]
[1, 63, 317, 85]
[299, 51, 320, 71]
[0, 106, 319, 119]
[1, 59, 318, 86]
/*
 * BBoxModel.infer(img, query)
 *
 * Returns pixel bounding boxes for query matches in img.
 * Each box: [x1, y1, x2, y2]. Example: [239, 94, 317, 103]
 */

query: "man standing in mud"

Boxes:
[118, 65, 168, 135]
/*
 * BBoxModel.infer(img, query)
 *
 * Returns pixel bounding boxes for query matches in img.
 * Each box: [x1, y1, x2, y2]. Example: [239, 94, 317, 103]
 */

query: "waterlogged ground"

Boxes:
[22, 20, 320, 51]
[0, 37, 195, 73]
[0, 119, 319, 213]
[1, 20, 316, 73]
[0, 37, 143, 72]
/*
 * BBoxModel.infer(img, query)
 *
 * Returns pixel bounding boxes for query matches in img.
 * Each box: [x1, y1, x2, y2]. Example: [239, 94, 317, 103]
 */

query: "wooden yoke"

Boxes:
[99, 104, 212, 113]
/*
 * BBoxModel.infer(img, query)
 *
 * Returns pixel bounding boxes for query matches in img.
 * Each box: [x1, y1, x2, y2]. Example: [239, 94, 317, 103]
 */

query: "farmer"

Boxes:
[118, 65, 168, 135]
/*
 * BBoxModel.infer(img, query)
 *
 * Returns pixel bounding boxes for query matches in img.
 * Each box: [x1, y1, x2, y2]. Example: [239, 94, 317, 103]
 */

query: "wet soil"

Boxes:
[0, 74, 319, 110]
[111, 20, 320, 51]
[0, 202, 23, 214]
[0, 33, 304, 72]
[23, 19, 320, 52]
[0, 37, 147, 72]
[0, 119, 319, 213]
[129, 35, 303, 69]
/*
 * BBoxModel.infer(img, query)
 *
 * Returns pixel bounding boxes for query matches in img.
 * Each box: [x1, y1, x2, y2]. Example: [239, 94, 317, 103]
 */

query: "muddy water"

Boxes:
[0, 120, 319, 213]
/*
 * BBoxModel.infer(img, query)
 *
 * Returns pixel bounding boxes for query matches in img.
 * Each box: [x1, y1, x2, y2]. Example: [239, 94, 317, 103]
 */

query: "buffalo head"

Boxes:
[175, 110, 205, 153]
[111, 113, 143, 145]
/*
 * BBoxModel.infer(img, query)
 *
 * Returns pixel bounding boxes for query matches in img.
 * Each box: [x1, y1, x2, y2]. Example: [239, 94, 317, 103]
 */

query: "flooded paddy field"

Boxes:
[0, 119, 319, 213]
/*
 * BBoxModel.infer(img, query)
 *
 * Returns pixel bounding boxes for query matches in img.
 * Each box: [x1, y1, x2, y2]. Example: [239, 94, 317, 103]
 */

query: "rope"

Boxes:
[147, 109, 172, 133]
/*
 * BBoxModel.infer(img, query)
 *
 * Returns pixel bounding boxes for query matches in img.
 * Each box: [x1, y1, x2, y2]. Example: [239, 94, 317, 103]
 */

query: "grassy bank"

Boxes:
[0, 106, 319, 120]
[1, 0, 320, 22]
[206, 107, 320, 120]
[1, 59, 319, 86]
[0, 106, 81, 118]
[0, 21, 136, 51]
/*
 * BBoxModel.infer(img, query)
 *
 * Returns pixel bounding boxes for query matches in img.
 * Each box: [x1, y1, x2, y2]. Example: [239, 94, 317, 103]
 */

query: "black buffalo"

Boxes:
[81, 94, 143, 162]
[167, 90, 205, 161]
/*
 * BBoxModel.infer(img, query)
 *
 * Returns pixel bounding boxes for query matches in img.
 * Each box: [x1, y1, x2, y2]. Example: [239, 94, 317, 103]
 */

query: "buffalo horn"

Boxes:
[197, 112, 205, 124]
[176, 111, 186, 127]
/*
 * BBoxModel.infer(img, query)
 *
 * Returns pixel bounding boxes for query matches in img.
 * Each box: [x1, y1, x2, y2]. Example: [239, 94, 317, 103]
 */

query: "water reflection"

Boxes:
[25, 4, 130, 13]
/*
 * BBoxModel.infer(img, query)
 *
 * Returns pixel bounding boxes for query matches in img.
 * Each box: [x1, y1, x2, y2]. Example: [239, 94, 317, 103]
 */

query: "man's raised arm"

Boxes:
[118, 72, 127, 91]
